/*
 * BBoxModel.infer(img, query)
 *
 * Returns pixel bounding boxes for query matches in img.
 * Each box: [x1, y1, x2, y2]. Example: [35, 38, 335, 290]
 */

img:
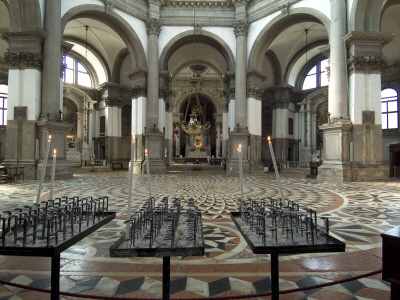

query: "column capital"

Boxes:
[132, 84, 147, 98]
[247, 85, 261, 100]
[233, 19, 248, 37]
[146, 18, 162, 36]
[4, 51, 43, 70]
[347, 55, 387, 74]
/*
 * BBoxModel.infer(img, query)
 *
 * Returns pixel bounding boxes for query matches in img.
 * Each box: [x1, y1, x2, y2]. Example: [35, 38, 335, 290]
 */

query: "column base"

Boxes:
[317, 162, 352, 182]
[351, 163, 389, 181]
[318, 162, 389, 182]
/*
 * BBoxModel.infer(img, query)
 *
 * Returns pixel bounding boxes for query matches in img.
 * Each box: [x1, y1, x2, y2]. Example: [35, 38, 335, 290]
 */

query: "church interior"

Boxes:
[1, 0, 400, 299]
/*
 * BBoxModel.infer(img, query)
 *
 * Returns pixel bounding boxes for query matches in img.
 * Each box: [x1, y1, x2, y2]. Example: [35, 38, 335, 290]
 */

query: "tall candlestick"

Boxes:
[36, 135, 52, 204]
[268, 136, 286, 206]
[126, 135, 135, 239]
[238, 144, 244, 214]
[145, 148, 152, 198]
[49, 149, 57, 200]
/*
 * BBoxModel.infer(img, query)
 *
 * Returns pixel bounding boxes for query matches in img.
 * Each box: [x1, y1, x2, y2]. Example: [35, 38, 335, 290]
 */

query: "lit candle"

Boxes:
[36, 135, 52, 204]
[238, 144, 244, 214]
[267, 136, 286, 206]
[126, 135, 135, 239]
[49, 149, 57, 200]
[145, 148, 152, 198]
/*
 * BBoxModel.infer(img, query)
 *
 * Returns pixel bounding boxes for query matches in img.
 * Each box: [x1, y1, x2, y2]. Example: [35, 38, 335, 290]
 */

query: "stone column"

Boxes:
[227, 13, 250, 174]
[145, 17, 166, 173]
[233, 20, 248, 131]
[127, 68, 147, 174]
[216, 122, 221, 158]
[328, 0, 348, 122]
[41, 0, 62, 120]
[318, 0, 352, 181]
[344, 31, 394, 181]
[36, 0, 72, 179]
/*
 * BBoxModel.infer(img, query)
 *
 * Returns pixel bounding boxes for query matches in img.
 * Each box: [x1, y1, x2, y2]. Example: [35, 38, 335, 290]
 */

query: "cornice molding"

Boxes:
[345, 31, 395, 47]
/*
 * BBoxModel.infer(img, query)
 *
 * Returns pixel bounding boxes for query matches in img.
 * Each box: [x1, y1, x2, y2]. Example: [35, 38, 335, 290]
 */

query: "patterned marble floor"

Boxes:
[0, 168, 399, 299]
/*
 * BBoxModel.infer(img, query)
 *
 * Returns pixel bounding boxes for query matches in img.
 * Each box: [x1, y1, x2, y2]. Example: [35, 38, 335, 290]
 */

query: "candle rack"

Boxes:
[110, 196, 205, 300]
[231, 197, 345, 300]
[0, 196, 116, 300]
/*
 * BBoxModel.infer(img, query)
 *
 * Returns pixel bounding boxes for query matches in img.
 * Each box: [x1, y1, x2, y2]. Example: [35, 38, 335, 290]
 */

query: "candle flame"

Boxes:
[145, 148, 148, 156]
[132, 134, 135, 143]
[237, 144, 242, 152]
[53, 149, 57, 156]
[48, 135, 52, 142]
[267, 136, 271, 142]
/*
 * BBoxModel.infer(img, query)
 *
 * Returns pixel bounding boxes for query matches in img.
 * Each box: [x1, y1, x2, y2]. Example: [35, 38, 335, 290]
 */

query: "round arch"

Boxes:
[61, 5, 147, 70]
[159, 30, 235, 75]
[248, 9, 331, 73]
[173, 89, 222, 117]
[350, 0, 386, 32]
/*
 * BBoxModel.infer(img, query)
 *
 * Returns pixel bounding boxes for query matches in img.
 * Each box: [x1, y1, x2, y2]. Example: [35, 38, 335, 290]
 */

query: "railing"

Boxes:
[282, 161, 311, 169]
[81, 160, 107, 167]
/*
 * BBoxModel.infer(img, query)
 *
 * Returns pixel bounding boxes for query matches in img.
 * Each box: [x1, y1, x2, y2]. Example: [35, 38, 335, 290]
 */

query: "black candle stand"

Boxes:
[110, 197, 205, 300]
[0, 196, 116, 300]
[231, 197, 346, 300]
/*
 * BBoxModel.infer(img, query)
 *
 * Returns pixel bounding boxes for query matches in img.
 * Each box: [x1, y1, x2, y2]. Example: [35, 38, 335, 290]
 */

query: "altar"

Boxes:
[185, 135, 210, 159]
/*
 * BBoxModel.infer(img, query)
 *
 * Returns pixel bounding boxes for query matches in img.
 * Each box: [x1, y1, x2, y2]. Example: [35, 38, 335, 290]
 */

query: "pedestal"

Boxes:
[318, 122, 352, 181]
[145, 130, 167, 173]
[227, 130, 250, 174]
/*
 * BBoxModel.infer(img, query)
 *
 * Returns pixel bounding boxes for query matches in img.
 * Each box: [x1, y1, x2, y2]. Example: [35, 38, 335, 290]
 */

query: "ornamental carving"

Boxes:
[362, 110, 375, 124]
[233, 20, 248, 37]
[247, 85, 261, 100]
[3, 52, 43, 70]
[146, 18, 162, 36]
[347, 55, 387, 73]
[132, 84, 147, 98]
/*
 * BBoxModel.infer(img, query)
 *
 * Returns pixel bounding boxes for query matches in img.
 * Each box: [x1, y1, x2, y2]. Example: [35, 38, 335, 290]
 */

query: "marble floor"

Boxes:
[0, 167, 399, 299]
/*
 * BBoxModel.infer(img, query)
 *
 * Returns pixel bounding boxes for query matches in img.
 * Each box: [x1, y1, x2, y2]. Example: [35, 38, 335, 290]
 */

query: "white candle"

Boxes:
[49, 149, 57, 200]
[238, 144, 244, 214]
[126, 135, 135, 239]
[268, 136, 286, 206]
[145, 148, 152, 198]
[36, 135, 52, 204]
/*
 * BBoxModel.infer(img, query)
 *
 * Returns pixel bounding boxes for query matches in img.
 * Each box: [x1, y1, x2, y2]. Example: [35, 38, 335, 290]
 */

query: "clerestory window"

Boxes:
[382, 88, 398, 129]
[0, 85, 7, 126]
[62, 55, 92, 87]
[301, 58, 329, 90]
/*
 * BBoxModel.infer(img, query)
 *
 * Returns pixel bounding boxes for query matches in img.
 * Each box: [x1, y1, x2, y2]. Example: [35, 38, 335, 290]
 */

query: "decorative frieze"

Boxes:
[233, 19, 248, 37]
[146, 18, 162, 36]
[3, 52, 43, 70]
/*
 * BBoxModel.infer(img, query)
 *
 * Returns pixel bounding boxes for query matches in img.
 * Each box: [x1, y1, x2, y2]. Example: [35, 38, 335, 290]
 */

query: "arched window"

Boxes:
[382, 88, 398, 129]
[301, 58, 329, 90]
[63, 55, 92, 87]
[0, 84, 7, 126]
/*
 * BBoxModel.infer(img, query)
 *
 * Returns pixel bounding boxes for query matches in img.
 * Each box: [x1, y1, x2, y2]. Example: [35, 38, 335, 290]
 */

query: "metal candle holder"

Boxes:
[231, 197, 345, 300]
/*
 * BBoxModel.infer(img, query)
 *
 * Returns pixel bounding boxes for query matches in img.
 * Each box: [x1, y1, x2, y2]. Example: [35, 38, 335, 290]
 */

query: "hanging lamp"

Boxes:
[180, 4, 211, 136]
